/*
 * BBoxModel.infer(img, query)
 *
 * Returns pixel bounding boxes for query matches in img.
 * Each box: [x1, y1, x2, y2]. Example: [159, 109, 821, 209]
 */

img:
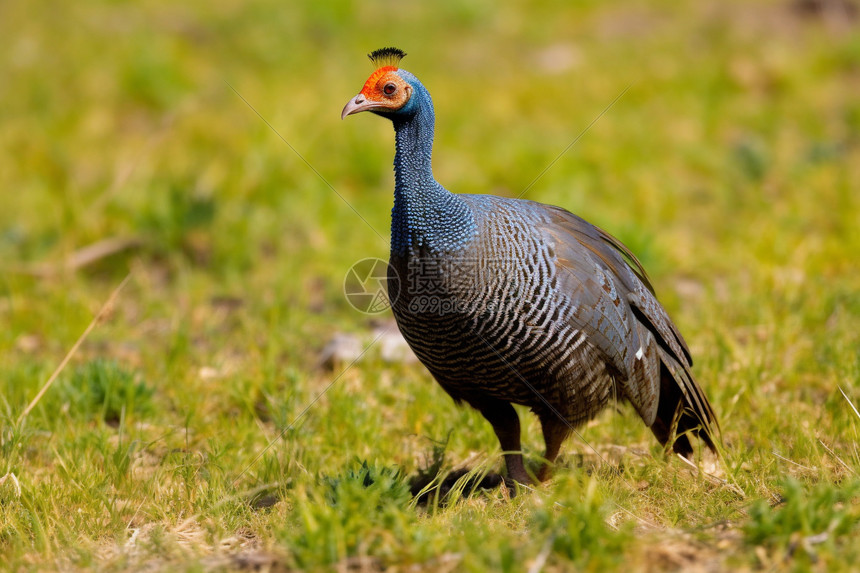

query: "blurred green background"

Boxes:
[1, 0, 859, 570]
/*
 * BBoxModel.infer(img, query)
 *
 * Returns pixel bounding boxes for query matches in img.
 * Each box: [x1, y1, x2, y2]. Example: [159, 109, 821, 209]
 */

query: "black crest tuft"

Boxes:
[367, 47, 407, 69]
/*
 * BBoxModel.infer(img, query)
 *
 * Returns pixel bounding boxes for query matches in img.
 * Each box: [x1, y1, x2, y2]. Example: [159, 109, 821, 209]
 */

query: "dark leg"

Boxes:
[537, 415, 571, 482]
[474, 399, 531, 484]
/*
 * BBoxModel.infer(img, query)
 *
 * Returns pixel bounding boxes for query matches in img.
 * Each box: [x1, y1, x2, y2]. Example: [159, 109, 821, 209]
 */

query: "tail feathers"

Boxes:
[649, 353, 719, 458]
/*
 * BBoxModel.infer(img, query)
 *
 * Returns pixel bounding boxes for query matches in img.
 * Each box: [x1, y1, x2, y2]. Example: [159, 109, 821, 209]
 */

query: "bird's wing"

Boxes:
[534, 203, 695, 425]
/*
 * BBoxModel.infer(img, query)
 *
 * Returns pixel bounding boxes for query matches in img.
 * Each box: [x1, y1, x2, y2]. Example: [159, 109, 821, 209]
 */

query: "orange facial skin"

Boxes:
[360, 66, 399, 95]
[359, 69, 413, 111]
[342, 66, 413, 119]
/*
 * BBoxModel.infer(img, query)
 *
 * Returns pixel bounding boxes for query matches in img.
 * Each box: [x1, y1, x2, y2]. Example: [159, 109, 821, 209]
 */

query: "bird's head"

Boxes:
[341, 47, 421, 120]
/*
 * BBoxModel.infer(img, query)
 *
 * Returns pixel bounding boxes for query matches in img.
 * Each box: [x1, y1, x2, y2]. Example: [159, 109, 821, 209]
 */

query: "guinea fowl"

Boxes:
[342, 48, 719, 484]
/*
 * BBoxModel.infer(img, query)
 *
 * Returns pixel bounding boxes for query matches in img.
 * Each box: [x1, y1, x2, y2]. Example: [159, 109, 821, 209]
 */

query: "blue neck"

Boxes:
[389, 77, 473, 257]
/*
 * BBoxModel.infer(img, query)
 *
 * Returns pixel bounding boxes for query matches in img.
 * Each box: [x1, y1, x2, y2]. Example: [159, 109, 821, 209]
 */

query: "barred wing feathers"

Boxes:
[536, 203, 719, 451]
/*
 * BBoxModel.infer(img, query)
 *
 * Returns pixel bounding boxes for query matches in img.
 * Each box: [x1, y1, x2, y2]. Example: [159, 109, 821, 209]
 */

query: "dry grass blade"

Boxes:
[527, 533, 555, 573]
[772, 450, 817, 473]
[817, 439, 855, 476]
[6, 237, 143, 277]
[0, 473, 22, 497]
[17, 272, 132, 424]
[58, 237, 143, 273]
[676, 453, 746, 497]
[839, 386, 860, 421]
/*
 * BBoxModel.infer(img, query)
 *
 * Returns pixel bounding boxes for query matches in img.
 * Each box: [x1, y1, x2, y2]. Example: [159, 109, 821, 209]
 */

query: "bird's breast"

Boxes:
[386, 229, 590, 402]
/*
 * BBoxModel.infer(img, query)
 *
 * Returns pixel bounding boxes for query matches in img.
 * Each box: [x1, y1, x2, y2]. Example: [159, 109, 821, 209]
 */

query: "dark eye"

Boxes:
[383, 82, 397, 96]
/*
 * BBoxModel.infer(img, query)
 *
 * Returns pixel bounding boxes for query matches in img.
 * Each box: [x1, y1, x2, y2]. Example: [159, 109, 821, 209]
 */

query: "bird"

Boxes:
[341, 47, 719, 484]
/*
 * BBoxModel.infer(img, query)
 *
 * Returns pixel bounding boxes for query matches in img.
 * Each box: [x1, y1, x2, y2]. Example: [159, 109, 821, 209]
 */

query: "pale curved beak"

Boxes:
[341, 94, 383, 120]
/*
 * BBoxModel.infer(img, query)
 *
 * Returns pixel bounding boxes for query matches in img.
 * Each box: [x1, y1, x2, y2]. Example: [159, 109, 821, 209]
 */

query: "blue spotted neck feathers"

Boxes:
[389, 70, 475, 257]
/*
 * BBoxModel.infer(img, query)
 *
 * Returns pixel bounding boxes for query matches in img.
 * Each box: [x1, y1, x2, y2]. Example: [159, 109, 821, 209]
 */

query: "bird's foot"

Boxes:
[536, 463, 554, 483]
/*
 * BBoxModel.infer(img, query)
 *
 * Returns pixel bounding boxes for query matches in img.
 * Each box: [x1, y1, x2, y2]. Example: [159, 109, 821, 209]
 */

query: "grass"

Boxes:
[1, 0, 859, 570]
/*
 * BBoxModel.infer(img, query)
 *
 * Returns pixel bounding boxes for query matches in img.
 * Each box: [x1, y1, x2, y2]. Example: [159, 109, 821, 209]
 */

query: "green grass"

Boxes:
[2, 0, 860, 570]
